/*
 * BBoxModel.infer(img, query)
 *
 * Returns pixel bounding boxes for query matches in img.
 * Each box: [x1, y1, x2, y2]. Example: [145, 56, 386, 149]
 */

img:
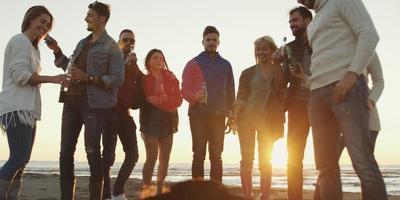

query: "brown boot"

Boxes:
[6, 178, 21, 200]
[60, 179, 76, 200]
[313, 180, 322, 200]
[156, 180, 164, 195]
[259, 167, 272, 200]
[240, 170, 254, 200]
[0, 179, 11, 200]
[89, 180, 103, 200]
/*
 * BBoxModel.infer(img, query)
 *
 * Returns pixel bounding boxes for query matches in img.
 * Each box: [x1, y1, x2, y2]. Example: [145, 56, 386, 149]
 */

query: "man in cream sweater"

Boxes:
[297, 0, 387, 199]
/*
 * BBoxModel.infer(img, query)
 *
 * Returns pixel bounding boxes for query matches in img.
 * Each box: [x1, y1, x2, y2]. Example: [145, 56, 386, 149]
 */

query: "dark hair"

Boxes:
[289, 6, 313, 20]
[144, 49, 169, 72]
[21, 6, 53, 48]
[119, 29, 134, 37]
[203, 26, 219, 38]
[88, 1, 111, 22]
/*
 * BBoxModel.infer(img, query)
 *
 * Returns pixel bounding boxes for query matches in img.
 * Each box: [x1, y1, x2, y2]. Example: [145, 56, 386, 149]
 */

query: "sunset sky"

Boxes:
[1, 0, 399, 166]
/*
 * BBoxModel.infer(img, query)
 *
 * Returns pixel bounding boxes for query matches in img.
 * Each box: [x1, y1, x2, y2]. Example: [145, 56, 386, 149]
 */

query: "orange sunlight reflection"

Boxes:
[271, 139, 287, 168]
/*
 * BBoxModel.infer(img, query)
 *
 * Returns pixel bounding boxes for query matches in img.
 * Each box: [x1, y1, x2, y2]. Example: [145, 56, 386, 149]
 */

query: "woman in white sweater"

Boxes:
[0, 6, 68, 199]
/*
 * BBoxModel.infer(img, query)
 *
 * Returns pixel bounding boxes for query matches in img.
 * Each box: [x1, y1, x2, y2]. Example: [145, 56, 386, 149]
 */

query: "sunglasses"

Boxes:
[122, 38, 135, 43]
[89, 1, 101, 7]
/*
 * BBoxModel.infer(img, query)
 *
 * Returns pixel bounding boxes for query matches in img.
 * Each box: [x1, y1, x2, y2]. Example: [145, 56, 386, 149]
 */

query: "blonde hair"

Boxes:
[254, 35, 278, 63]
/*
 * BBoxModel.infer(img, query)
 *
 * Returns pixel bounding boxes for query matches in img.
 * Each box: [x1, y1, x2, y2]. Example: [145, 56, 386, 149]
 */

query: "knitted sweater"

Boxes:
[307, 0, 379, 90]
[0, 33, 41, 130]
[365, 53, 384, 131]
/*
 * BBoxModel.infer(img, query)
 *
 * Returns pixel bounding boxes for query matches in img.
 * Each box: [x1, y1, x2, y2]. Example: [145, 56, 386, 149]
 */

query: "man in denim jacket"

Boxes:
[46, 2, 124, 200]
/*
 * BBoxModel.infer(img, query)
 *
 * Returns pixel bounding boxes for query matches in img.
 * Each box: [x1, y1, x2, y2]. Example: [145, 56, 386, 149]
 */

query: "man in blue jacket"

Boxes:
[182, 26, 235, 183]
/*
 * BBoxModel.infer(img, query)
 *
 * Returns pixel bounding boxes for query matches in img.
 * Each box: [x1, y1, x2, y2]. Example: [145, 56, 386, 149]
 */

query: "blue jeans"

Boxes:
[102, 110, 138, 198]
[0, 112, 36, 181]
[337, 130, 379, 157]
[308, 77, 387, 200]
[314, 131, 380, 200]
[189, 114, 225, 182]
[59, 100, 109, 182]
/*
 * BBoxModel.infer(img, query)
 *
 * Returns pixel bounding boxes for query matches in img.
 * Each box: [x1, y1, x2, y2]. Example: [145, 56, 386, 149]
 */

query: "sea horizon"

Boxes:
[1, 160, 399, 195]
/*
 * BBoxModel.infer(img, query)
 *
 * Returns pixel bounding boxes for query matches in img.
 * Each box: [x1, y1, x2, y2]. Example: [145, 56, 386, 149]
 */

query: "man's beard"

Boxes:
[300, 0, 315, 9]
[310, 0, 315, 9]
[123, 45, 131, 54]
[87, 23, 95, 32]
[205, 45, 217, 53]
[306, 0, 315, 9]
[292, 27, 306, 37]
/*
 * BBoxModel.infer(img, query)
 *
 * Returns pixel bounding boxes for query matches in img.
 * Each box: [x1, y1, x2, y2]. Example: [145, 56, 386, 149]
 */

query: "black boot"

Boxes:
[0, 179, 11, 200]
[6, 178, 21, 200]
[60, 179, 76, 200]
[89, 180, 103, 200]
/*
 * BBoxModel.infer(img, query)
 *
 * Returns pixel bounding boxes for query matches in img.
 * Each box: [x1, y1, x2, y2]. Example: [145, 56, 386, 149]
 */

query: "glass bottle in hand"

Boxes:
[61, 57, 74, 92]
[200, 81, 208, 106]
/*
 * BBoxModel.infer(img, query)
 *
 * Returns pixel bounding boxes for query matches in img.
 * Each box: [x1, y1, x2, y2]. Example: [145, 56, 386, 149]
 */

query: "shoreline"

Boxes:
[18, 173, 400, 200]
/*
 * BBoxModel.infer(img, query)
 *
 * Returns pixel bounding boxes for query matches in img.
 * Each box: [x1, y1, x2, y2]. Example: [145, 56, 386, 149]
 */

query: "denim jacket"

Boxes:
[55, 31, 124, 108]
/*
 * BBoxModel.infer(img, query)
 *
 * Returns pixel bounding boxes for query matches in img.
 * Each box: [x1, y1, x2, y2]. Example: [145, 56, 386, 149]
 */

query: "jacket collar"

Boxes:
[83, 30, 109, 44]
[199, 51, 221, 59]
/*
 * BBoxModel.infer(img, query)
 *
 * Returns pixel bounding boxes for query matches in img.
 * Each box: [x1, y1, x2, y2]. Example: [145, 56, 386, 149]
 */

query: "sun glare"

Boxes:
[270, 139, 287, 168]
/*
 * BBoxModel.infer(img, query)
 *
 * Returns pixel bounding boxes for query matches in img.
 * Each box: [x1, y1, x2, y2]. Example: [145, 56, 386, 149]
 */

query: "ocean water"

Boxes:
[1, 161, 399, 195]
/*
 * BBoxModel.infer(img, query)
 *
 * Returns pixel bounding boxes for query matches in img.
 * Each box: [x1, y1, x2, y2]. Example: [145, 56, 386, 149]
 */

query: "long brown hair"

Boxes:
[21, 6, 53, 48]
[144, 49, 170, 73]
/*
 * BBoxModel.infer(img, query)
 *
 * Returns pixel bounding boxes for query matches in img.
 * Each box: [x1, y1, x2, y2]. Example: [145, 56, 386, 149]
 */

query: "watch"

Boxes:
[88, 75, 95, 84]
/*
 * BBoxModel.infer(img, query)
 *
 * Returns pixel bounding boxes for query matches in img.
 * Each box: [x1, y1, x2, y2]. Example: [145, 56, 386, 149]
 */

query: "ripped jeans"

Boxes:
[59, 100, 110, 182]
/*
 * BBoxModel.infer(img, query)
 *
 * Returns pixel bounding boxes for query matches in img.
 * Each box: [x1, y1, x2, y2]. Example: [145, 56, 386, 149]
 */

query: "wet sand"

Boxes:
[18, 173, 400, 200]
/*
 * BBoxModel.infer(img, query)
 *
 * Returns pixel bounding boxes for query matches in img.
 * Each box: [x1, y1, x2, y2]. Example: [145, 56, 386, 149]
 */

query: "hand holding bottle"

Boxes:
[272, 48, 287, 63]
[225, 114, 238, 134]
[272, 37, 288, 64]
[159, 84, 168, 102]
[45, 34, 61, 55]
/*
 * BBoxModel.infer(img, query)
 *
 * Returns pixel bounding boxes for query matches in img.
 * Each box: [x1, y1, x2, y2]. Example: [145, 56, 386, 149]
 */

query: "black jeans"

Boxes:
[59, 100, 109, 182]
[189, 114, 225, 182]
[287, 100, 310, 200]
[102, 110, 138, 198]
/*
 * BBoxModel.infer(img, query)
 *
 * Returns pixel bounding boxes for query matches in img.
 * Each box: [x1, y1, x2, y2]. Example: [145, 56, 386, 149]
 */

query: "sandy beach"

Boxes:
[17, 173, 399, 200]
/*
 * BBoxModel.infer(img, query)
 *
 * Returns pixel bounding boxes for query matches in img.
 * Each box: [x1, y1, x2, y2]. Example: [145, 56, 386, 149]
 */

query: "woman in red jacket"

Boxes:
[140, 49, 182, 194]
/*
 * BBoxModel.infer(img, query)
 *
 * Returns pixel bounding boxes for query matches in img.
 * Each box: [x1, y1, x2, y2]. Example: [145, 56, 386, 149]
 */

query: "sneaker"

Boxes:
[112, 194, 127, 200]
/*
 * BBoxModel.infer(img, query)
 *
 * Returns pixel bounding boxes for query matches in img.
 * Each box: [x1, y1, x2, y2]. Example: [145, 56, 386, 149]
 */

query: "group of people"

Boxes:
[0, 0, 388, 200]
